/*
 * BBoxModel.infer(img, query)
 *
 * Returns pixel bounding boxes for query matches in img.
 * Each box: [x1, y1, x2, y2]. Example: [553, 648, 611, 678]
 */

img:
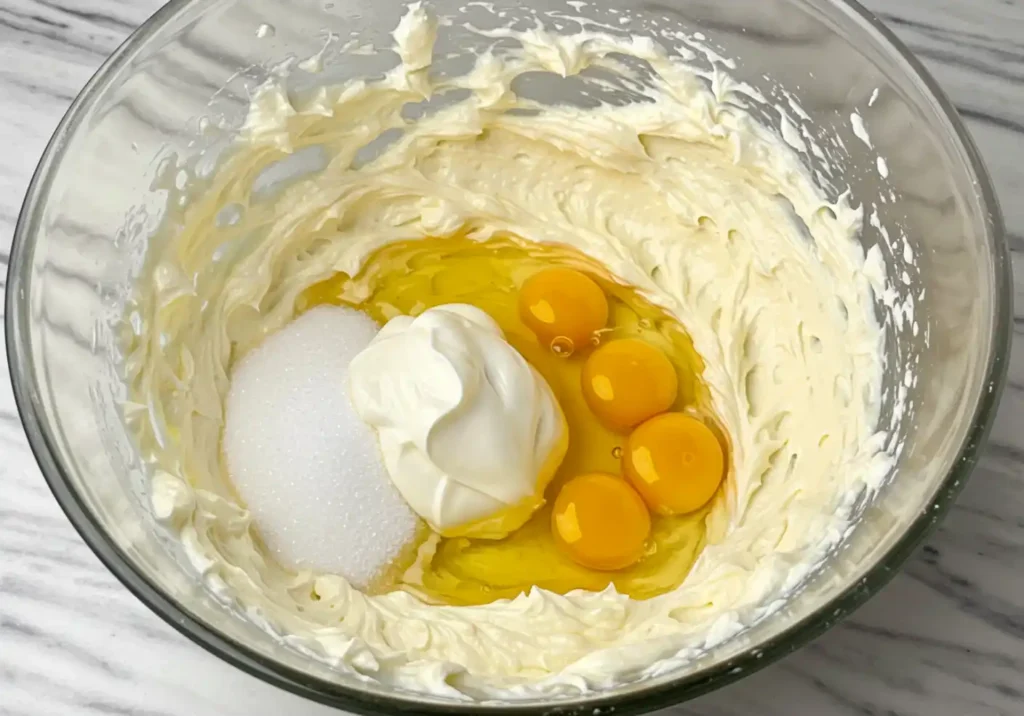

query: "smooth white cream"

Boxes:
[348, 304, 567, 538]
[130, 2, 893, 699]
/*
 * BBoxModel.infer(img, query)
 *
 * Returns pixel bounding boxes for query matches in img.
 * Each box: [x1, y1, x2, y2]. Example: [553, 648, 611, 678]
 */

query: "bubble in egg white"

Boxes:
[223, 305, 418, 589]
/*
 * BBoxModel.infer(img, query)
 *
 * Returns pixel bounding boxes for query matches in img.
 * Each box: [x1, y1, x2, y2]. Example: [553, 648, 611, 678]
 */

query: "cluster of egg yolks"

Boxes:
[624, 413, 725, 515]
[551, 473, 650, 571]
[581, 338, 679, 432]
[519, 267, 609, 352]
[519, 271, 723, 568]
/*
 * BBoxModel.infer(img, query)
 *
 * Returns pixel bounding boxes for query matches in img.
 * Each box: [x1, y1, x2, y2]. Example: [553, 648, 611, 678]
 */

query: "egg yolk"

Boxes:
[551, 473, 651, 571]
[623, 413, 725, 515]
[519, 268, 609, 352]
[581, 338, 678, 431]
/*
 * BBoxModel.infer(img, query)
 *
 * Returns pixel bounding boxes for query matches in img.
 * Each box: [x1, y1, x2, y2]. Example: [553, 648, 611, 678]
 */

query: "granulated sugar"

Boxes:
[223, 305, 418, 588]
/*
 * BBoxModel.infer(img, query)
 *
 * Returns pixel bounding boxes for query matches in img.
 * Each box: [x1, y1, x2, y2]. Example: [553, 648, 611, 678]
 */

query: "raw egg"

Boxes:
[552, 473, 651, 570]
[623, 413, 724, 515]
[519, 267, 608, 353]
[581, 338, 678, 431]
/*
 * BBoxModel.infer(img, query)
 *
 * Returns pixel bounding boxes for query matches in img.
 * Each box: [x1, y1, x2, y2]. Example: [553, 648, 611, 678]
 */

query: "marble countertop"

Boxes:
[1, 0, 1022, 714]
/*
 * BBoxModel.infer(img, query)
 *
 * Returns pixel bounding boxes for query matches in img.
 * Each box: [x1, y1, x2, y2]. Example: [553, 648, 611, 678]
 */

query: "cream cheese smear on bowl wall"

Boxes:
[125, 1, 902, 700]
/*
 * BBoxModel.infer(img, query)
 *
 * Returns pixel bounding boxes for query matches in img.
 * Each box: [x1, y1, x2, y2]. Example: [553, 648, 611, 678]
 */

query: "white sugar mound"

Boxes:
[223, 305, 418, 589]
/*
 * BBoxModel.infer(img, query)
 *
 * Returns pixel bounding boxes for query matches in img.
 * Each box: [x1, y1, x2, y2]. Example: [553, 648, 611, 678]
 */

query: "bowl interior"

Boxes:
[7, 0, 1010, 712]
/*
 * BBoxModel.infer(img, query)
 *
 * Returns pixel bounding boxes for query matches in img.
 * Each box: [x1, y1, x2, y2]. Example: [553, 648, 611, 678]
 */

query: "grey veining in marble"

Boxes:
[1, 0, 1022, 714]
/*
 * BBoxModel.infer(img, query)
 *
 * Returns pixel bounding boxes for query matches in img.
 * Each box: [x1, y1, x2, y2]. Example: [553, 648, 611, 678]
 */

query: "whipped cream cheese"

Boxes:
[349, 304, 567, 538]
[130, 2, 894, 699]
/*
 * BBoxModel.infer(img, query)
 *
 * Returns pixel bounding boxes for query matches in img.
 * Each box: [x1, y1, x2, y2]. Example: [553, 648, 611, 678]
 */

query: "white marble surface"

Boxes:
[1, 0, 1023, 714]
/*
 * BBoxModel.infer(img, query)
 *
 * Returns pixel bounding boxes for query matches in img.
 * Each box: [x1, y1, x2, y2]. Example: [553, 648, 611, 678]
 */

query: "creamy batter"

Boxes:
[129, 3, 893, 699]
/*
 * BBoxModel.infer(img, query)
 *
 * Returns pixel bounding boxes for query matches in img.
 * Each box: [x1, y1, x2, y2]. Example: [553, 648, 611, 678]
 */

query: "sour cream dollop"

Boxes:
[349, 304, 568, 538]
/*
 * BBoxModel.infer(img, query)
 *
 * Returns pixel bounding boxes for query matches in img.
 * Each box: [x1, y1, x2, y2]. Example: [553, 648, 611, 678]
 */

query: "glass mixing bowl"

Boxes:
[6, 0, 1013, 712]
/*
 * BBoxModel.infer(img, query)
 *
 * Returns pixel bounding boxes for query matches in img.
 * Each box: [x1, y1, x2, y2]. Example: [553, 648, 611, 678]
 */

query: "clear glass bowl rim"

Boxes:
[5, 0, 1014, 713]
